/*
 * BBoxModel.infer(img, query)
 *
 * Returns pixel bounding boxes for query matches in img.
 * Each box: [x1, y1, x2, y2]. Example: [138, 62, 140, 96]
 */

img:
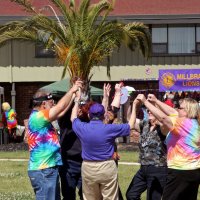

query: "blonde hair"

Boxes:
[2, 102, 11, 111]
[182, 98, 199, 119]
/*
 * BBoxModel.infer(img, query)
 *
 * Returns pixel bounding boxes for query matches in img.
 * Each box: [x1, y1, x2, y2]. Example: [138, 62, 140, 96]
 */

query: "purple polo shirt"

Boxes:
[72, 118, 130, 161]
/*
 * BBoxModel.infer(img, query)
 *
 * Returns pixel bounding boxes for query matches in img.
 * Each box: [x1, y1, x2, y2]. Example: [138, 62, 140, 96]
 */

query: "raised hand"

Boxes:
[75, 87, 81, 102]
[133, 98, 140, 106]
[103, 83, 111, 98]
[71, 80, 83, 93]
[136, 94, 147, 103]
[147, 94, 157, 103]
[114, 83, 122, 96]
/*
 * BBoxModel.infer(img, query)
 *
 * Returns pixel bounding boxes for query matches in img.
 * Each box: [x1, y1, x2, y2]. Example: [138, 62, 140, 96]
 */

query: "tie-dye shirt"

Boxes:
[28, 109, 62, 170]
[166, 116, 200, 170]
[2, 109, 17, 129]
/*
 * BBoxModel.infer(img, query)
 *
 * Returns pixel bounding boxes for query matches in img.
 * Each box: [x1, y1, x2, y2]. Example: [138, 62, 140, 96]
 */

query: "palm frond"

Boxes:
[122, 22, 151, 58]
[0, 21, 38, 45]
[1, 0, 151, 83]
[10, 0, 37, 13]
[87, 0, 111, 31]
[50, 0, 75, 37]
[78, 0, 90, 35]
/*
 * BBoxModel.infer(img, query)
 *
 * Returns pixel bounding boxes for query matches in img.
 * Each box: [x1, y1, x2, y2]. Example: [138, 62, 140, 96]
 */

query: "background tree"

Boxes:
[0, 0, 151, 92]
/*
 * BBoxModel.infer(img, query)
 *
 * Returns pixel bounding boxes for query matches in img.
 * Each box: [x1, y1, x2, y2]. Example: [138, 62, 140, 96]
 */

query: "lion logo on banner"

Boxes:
[160, 72, 176, 89]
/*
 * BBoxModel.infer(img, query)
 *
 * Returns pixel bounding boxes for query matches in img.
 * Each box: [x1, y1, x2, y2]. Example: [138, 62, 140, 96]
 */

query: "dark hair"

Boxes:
[78, 101, 95, 122]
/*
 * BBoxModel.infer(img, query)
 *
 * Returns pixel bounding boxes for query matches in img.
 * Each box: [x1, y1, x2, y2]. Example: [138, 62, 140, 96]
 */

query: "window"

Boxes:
[152, 25, 199, 55]
[152, 44, 167, 54]
[35, 43, 56, 58]
[196, 27, 200, 53]
[168, 27, 195, 54]
[152, 27, 167, 54]
[35, 30, 56, 58]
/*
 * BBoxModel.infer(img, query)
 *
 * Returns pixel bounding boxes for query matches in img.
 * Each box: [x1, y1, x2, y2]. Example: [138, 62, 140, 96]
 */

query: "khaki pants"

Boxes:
[82, 160, 119, 200]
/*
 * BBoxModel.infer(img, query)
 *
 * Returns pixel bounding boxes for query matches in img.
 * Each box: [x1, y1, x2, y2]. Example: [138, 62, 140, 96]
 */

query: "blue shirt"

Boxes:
[72, 118, 130, 161]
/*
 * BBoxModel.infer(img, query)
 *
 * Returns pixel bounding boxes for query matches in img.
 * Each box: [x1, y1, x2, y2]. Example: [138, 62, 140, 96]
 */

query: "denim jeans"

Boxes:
[126, 165, 167, 200]
[28, 166, 60, 200]
[59, 160, 83, 200]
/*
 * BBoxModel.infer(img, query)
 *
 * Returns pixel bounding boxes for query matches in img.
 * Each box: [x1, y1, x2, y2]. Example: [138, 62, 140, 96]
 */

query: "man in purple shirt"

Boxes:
[71, 99, 135, 200]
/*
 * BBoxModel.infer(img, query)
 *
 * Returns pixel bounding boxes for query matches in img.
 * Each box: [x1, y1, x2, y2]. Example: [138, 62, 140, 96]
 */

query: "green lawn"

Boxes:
[0, 150, 199, 200]
[0, 160, 34, 200]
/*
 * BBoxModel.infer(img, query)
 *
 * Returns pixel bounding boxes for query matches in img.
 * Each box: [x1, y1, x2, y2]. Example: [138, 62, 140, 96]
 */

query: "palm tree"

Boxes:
[0, 0, 151, 89]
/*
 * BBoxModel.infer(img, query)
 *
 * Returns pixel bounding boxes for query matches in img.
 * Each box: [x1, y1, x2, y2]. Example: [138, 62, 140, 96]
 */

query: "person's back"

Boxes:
[59, 127, 83, 200]
[73, 119, 129, 161]
[71, 102, 131, 200]
[58, 108, 82, 163]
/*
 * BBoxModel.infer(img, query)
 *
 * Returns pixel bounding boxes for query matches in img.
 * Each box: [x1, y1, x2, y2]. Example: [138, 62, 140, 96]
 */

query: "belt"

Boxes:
[83, 158, 114, 162]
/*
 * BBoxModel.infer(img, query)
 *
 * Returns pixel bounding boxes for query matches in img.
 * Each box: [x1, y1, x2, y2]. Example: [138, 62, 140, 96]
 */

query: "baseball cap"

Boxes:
[89, 103, 105, 119]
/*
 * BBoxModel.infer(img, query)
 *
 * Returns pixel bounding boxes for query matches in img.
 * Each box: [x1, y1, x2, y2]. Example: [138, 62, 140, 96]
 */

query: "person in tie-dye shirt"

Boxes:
[27, 80, 83, 200]
[136, 94, 200, 200]
[2, 102, 18, 140]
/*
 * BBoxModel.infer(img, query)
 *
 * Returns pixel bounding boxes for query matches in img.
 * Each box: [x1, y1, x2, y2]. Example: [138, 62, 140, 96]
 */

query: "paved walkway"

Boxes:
[0, 159, 140, 165]
[118, 161, 140, 166]
[0, 158, 28, 161]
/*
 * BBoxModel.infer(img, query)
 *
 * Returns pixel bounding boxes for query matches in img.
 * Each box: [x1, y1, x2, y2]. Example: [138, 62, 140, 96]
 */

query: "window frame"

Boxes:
[151, 24, 200, 56]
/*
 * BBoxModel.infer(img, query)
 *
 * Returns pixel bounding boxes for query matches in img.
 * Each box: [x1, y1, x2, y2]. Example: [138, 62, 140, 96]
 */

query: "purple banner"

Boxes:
[159, 69, 200, 91]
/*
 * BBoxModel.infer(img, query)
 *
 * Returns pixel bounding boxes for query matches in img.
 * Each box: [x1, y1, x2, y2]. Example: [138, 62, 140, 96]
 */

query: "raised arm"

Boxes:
[111, 83, 122, 109]
[147, 94, 178, 116]
[102, 83, 111, 112]
[49, 80, 83, 122]
[71, 88, 82, 122]
[136, 94, 173, 133]
[128, 98, 141, 131]
[124, 96, 131, 121]
[57, 93, 76, 118]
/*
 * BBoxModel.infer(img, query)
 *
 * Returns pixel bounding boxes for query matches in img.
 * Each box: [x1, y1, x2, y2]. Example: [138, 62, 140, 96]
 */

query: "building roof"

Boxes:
[1, 0, 200, 17]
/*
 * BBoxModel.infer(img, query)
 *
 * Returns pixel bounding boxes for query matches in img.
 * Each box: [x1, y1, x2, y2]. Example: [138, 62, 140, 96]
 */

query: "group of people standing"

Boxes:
[26, 79, 200, 200]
